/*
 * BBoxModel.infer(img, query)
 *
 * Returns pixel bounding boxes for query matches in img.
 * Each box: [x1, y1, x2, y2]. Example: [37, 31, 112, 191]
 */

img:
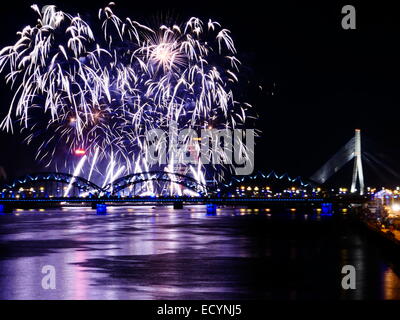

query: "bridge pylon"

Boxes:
[310, 128, 365, 195]
[350, 129, 364, 195]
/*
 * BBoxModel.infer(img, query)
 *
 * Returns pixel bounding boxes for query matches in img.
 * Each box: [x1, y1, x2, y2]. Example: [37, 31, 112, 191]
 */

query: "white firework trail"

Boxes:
[87, 146, 99, 182]
[64, 154, 87, 197]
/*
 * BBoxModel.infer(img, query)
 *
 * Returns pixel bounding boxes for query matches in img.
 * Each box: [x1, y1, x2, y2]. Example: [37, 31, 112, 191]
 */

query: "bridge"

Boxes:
[1, 171, 208, 198]
[0, 129, 369, 213]
[0, 195, 365, 215]
[310, 129, 364, 194]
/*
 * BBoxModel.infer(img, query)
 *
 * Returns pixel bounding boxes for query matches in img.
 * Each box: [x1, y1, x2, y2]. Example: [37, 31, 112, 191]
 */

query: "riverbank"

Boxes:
[359, 218, 400, 250]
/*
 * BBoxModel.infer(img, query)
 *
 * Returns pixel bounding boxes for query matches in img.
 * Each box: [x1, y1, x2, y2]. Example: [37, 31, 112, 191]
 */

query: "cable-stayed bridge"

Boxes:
[310, 129, 364, 194]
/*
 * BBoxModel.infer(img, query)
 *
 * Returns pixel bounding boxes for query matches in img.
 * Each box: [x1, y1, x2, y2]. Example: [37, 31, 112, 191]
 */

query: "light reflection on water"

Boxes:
[0, 205, 399, 300]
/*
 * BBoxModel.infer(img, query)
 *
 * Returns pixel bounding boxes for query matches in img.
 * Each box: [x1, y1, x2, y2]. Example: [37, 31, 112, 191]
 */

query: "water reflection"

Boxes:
[384, 268, 400, 299]
[0, 206, 399, 299]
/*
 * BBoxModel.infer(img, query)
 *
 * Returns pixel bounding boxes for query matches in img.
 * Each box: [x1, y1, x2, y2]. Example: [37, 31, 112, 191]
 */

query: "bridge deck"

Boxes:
[0, 197, 365, 205]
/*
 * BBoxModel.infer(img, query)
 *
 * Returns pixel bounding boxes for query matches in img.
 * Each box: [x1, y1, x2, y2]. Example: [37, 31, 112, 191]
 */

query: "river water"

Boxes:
[0, 205, 399, 300]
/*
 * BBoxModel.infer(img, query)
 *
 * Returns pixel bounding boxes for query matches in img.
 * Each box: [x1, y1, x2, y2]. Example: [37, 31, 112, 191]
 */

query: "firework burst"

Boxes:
[0, 3, 254, 195]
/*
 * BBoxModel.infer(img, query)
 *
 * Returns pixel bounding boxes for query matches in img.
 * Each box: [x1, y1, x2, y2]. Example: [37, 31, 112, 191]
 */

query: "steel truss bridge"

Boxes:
[1, 169, 315, 199]
[1, 171, 208, 197]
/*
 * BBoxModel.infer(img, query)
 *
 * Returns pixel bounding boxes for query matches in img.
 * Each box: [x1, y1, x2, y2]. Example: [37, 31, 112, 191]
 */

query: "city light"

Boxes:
[392, 203, 400, 212]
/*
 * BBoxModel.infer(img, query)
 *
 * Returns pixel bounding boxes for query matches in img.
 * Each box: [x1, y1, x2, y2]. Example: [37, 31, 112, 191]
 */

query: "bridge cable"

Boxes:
[310, 137, 355, 184]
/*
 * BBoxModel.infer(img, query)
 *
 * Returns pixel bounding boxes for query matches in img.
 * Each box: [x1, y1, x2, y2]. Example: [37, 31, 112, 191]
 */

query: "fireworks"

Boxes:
[0, 3, 254, 195]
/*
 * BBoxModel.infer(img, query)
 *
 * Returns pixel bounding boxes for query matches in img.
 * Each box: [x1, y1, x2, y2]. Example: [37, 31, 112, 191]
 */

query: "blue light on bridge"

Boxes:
[206, 204, 217, 215]
[321, 203, 333, 214]
[96, 204, 107, 215]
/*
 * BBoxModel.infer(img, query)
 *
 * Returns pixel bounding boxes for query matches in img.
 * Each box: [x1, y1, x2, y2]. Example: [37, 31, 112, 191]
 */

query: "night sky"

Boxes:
[0, 0, 399, 187]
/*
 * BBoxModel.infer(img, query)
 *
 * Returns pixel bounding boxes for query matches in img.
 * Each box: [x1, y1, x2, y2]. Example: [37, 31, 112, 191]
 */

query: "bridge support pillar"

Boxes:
[0, 204, 13, 214]
[173, 202, 183, 210]
[321, 203, 333, 215]
[351, 129, 364, 195]
[206, 204, 217, 215]
[96, 203, 107, 215]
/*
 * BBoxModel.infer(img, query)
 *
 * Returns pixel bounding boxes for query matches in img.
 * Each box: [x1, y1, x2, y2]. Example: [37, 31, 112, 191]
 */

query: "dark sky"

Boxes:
[0, 0, 399, 187]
